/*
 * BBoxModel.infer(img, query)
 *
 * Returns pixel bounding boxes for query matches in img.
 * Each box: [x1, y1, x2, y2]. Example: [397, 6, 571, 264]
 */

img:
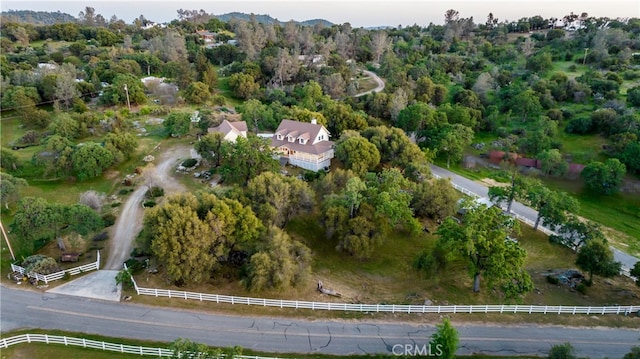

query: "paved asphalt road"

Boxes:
[2, 286, 639, 358]
[429, 165, 640, 271]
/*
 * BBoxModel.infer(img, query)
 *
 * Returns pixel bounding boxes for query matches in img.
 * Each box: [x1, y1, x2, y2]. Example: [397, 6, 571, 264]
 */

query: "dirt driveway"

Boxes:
[104, 144, 191, 270]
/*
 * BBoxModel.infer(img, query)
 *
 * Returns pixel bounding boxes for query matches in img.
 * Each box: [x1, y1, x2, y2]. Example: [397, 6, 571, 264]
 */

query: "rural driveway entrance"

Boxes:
[105, 144, 190, 270]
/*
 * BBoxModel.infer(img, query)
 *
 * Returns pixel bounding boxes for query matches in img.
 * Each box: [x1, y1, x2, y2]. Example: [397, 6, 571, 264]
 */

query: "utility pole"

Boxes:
[0, 220, 16, 261]
[583, 48, 589, 65]
[124, 83, 131, 110]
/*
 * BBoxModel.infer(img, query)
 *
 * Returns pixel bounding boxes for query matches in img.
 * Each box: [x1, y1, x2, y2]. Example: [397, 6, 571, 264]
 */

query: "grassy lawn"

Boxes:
[555, 129, 609, 164]
[217, 76, 242, 107]
[542, 176, 640, 256]
[550, 61, 587, 80]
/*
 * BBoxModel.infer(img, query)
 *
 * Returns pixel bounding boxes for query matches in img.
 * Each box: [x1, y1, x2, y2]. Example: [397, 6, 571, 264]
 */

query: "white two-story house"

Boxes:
[271, 119, 334, 172]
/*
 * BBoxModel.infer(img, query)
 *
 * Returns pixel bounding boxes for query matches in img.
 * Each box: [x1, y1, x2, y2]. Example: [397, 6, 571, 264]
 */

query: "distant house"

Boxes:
[196, 30, 217, 43]
[208, 120, 248, 142]
[271, 119, 334, 172]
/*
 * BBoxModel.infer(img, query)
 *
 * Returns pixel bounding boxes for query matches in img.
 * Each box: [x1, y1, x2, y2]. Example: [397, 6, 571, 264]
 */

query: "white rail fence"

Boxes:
[10, 251, 100, 284]
[125, 267, 639, 316]
[0, 333, 282, 359]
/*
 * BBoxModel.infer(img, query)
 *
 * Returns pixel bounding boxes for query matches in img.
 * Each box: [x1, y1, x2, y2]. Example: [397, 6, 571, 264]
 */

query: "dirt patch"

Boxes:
[478, 178, 510, 187]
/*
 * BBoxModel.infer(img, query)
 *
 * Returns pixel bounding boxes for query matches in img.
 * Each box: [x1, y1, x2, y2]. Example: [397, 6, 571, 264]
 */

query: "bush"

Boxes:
[565, 117, 593, 134]
[139, 106, 152, 116]
[124, 258, 146, 274]
[143, 200, 156, 208]
[546, 275, 560, 285]
[146, 186, 164, 198]
[92, 232, 109, 241]
[576, 282, 588, 294]
[181, 158, 198, 168]
[102, 213, 116, 227]
[111, 202, 121, 207]
[118, 188, 132, 195]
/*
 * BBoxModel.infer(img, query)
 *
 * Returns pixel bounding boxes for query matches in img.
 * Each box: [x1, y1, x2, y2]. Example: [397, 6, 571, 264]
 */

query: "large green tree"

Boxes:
[550, 215, 607, 251]
[581, 158, 626, 195]
[411, 178, 458, 221]
[150, 202, 215, 285]
[245, 226, 311, 291]
[488, 173, 527, 213]
[246, 172, 314, 228]
[576, 238, 621, 282]
[335, 134, 381, 177]
[524, 180, 578, 231]
[104, 131, 138, 163]
[228, 72, 259, 99]
[101, 73, 147, 106]
[143, 192, 261, 285]
[538, 149, 568, 177]
[71, 142, 115, 181]
[218, 135, 279, 185]
[183, 81, 211, 105]
[436, 205, 532, 296]
[436, 123, 474, 168]
[195, 132, 225, 167]
[164, 112, 192, 137]
[0, 172, 27, 209]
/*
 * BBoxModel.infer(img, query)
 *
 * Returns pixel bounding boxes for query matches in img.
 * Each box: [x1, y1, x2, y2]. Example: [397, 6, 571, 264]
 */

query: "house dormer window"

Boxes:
[299, 138, 307, 145]
[287, 136, 294, 142]
[277, 134, 283, 140]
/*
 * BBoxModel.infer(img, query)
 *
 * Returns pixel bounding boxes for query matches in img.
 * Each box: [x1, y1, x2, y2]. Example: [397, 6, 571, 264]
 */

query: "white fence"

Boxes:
[10, 251, 100, 284]
[0, 333, 282, 359]
[125, 268, 639, 316]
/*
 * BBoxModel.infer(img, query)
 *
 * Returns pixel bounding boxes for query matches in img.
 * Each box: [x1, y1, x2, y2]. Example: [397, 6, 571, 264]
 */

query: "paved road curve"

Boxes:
[1, 286, 639, 358]
[430, 164, 640, 272]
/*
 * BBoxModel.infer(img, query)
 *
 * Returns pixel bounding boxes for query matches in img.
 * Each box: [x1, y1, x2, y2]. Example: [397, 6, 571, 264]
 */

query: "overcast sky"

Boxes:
[2, 0, 639, 27]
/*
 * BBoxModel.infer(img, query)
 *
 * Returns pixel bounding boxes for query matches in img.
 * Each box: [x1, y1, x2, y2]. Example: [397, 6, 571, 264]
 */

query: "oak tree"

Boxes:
[437, 205, 532, 296]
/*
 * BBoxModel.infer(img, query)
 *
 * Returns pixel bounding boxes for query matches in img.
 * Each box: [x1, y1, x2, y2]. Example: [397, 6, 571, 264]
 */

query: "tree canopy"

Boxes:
[436, 204, 532, 297]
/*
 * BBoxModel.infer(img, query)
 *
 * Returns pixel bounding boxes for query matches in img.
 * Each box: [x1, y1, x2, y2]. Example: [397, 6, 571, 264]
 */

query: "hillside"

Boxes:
[214, 12, 332, 27]
[0, 10, 77, 24]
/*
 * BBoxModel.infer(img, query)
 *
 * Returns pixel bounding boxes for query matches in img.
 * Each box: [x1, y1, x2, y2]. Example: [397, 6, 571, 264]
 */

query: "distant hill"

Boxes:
[215, 12, 332, 27]
[1, 10, 77, 25]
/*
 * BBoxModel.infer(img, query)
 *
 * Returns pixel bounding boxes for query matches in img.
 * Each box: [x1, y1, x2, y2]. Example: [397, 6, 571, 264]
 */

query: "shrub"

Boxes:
[102, 213, 116, 227]
[139, 106, 152, 115]
[565, 117, 593, 134]
[118, 188, 130, 195]
[576, 283, 587, 294]
[92, 232, 109, 241]
[143, 200, 156, 208]
[146, 186, 164, 198]
[546, 275, 560, 285]
[181, 158, 198, 168]
[111, 202, 121, 208]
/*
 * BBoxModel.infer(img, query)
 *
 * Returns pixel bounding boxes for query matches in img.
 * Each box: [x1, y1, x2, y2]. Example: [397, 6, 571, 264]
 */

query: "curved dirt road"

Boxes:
[104, 145, 190, 270]
[355, 70, 385, 97]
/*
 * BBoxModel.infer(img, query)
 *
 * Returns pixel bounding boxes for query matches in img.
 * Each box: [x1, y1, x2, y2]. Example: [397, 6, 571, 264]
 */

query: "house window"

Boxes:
[319, 134, 325, 141]
[287, 136, 294, 142]
[277, 134, 283, 140]
[299, 138, 307, 144]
